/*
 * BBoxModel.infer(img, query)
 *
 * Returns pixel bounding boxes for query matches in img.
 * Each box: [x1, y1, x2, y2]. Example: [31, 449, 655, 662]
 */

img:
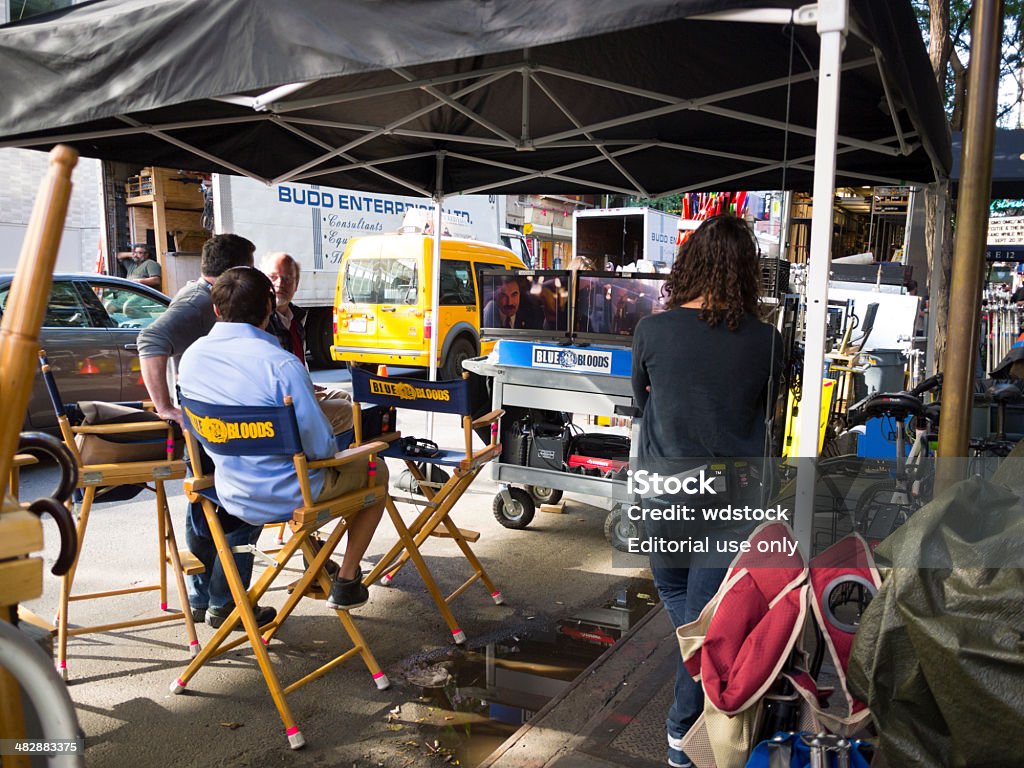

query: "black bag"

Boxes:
[399, 436, 440, 458]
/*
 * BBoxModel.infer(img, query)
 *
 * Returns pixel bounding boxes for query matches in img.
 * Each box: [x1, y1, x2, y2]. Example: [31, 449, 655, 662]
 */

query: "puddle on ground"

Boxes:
[395, 578, 659, 767]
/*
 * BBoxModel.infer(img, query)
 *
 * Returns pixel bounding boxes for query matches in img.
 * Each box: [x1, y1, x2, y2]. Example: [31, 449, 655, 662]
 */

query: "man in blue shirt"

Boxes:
[178, 267, 387, 617]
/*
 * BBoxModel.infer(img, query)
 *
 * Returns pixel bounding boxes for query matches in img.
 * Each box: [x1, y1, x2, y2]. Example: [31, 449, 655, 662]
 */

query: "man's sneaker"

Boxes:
[667, 732, 693, 768]
[191, 606, 206, 624]
[207, 602, 277, 631]
[326, 569, 368, 611]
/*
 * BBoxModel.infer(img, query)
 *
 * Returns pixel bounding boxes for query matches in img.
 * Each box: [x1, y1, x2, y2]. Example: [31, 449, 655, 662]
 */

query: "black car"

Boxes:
[0, 273, 170, 430]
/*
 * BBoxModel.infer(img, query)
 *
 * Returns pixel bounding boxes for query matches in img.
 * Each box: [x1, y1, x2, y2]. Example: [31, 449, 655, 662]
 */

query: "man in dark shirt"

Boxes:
[261, 251, 352, 435]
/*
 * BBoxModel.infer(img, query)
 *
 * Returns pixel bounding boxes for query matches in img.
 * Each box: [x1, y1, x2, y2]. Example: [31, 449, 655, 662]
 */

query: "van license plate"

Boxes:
[349, 317, 367, 333]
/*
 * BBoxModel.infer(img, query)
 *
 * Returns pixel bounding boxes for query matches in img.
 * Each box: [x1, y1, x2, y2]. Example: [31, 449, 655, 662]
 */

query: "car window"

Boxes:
[439, 260, 474, 306]
[342, 257, 418, 305]
[0, 281, 92, 328]
[88, 282, 167, 329]
[473, 263, 510, 305]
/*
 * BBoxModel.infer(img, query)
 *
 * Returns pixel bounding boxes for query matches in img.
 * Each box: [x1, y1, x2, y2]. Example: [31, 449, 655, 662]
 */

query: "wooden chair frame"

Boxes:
[36, 351, 198, 681]
[352, 372, 505, 645]
[169, 395, 389, 750]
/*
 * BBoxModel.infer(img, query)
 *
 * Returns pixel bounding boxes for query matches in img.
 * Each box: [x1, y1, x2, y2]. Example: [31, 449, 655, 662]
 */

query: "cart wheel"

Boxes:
[492, 487, 535, 529]
[527, 485, 563, 506]
[604, 505, 643, 552]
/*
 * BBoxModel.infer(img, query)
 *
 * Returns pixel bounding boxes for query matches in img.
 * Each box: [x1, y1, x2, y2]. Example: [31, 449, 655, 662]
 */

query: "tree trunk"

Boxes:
[927, 0, 953, 373]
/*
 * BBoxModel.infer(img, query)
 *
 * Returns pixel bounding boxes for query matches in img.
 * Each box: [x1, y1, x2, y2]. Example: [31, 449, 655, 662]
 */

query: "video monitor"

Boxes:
[479, 270, 572, 342]
[572, 271, 668, 345]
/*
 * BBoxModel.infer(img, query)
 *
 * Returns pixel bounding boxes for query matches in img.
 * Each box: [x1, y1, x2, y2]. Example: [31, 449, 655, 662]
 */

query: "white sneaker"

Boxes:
[667, 732, 693, 768]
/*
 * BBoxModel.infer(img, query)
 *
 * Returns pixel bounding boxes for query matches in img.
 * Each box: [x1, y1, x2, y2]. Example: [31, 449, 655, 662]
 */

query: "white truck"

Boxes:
[572, 207, 680, 271]
[213, 174, 529, 366]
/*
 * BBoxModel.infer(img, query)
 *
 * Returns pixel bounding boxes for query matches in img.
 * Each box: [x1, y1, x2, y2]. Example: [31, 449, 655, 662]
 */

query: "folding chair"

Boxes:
[349, 367, 505, 645]
[36, 351, 198, 680]
[170, 393, 389, 750]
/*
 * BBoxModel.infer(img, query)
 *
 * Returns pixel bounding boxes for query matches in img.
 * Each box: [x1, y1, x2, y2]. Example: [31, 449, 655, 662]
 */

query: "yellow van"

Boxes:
[332, 233, 526, 378]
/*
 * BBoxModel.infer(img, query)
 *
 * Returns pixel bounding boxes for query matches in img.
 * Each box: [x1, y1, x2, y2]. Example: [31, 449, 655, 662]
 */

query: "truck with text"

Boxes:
[213, 174, 528, 365]
[571, 207, 679, 272]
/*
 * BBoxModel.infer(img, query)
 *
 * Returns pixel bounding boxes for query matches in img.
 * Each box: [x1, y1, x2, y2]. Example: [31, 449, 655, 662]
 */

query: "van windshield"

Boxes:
[343, 257, 418, 305]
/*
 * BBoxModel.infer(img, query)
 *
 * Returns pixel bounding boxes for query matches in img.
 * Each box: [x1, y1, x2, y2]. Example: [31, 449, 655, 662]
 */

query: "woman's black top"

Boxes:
[631, 307, 783, 464]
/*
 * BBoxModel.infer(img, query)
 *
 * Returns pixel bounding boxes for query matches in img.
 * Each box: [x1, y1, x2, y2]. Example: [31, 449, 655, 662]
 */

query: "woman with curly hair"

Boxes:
[631, 214, 782, 768]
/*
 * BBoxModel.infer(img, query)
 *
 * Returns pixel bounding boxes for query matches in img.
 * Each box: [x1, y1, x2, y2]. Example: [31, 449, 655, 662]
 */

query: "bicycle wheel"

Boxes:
[852, 480, 916, 540]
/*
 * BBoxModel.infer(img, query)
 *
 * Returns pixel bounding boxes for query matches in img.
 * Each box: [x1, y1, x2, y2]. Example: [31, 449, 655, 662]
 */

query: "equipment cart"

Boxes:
[464, 340, 641, 550]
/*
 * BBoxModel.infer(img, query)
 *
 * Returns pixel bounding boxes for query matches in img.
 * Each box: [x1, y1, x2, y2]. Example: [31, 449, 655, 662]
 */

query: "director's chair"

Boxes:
[350, 367, 505, 645]
[37, 351, 198, 680]
[169, 393, 389, 750]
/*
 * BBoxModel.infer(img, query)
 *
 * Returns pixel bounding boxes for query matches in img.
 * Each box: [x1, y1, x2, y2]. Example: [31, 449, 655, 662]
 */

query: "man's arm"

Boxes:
[135, 261, 162, 288]
[140, 355, 182, 426]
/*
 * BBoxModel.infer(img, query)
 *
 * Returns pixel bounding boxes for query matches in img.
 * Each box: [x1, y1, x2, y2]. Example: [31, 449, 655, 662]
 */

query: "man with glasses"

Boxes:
[118, 243, 162, 289]
[261, 252, 353, 435]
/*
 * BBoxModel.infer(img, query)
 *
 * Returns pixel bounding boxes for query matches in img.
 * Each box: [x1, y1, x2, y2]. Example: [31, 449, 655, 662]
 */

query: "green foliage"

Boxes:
[625, 194, 684, 215]
[912, 0, 1024, 126]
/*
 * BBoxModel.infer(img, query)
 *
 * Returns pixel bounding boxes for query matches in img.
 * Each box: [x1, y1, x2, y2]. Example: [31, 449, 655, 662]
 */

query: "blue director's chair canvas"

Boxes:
[170, 393, 389, 750]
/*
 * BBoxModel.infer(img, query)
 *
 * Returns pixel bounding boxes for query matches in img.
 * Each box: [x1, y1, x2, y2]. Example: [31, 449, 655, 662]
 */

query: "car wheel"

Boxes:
[440, 336, 476, 380]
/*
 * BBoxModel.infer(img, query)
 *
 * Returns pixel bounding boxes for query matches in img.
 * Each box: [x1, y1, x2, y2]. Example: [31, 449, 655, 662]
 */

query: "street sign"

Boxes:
[987, 217, 1024, 261]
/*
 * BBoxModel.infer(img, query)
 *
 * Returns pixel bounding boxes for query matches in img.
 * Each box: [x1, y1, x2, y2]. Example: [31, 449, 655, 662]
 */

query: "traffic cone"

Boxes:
[377, 364, 388, 377]
[79, 357, 99, 374]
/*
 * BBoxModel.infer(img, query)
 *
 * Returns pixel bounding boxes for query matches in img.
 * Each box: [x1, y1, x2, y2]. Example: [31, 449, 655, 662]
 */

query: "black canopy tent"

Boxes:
[0, 0, 949, 553]
[0, 0, 947, 196]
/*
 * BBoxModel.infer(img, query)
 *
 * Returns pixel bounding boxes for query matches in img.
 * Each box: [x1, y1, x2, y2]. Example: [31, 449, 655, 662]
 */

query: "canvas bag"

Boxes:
[74, 401, 183, 465]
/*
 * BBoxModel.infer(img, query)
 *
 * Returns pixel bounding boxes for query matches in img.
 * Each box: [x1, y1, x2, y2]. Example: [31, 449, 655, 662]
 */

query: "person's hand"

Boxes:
[155, 404, 184, 430]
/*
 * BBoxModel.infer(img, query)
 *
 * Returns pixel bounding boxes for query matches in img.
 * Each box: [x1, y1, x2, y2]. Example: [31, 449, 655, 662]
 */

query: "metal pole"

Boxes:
[426, 153, 446, 441]
[795, 0, 848, 555]
[935, 0, 1003, 493]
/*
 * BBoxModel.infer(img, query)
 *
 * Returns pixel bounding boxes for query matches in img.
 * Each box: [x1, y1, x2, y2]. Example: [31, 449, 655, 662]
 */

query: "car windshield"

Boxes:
[343, 257, 418, 305]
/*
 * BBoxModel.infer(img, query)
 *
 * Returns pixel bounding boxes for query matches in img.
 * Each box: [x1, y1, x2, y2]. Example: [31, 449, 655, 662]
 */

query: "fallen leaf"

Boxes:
[219, 722, 243, 730]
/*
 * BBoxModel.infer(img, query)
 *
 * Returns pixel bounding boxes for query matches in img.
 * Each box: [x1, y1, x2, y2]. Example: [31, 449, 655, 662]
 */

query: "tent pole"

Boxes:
[426, 152, 446, 440]
[795, 0, 848, 556]
[935, 0, 1003, 493]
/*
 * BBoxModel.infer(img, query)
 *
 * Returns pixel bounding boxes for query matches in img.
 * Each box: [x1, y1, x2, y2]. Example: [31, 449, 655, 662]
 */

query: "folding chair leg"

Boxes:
[171, 504, 305, 750]
[372, 497, 468, 645]
[56, 485, 95, 680]
[159, 488, 200, 657]
[438, 515, 503, 605]
[335, 611, 389, 690]
[156, 482, 169, 608]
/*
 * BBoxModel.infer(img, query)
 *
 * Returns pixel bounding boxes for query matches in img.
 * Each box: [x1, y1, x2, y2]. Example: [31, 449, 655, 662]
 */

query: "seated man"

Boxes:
[178, 266, 387, 613]
[261, 251, 352, 436]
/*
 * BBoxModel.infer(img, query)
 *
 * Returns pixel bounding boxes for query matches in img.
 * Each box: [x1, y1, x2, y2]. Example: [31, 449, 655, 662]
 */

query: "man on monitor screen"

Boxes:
[482, 275, 545, 330]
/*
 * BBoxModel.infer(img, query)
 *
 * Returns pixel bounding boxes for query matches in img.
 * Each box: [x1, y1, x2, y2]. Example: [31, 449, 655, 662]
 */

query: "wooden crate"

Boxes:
[125, 167, 204, 210]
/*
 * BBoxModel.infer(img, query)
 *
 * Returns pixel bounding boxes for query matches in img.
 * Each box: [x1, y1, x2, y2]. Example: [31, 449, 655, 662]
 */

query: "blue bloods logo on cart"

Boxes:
[532, 346, 612, 374]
